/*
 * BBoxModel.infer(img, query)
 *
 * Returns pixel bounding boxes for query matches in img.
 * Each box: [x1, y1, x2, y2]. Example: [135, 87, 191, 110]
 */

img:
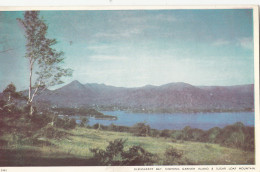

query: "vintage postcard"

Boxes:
[0, 5, 259, 172]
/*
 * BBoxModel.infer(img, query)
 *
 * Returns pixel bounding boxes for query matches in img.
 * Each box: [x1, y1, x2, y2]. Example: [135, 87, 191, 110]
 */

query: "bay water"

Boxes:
[72, 111, 254, 130]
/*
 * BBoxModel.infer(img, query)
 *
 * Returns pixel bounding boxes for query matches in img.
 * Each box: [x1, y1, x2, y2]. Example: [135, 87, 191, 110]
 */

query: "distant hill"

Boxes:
[32, 80, 254, 113]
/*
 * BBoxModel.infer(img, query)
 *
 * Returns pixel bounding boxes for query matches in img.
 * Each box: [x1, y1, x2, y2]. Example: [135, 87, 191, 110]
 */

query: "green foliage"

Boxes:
[30, 113, 52, 128]
[67, 118, 77, 129]
[0, 126, 255, 166]
[17, 11, 73, 89]
[92, 123, 100, 129]
[17, 11, 72, 115]
[0, 103, 20, 117]
[0, 83, 76, 147]
[90, 139, 126, 165]
[54, 116, 77, 130]
[0, 84, 26, 117]
[163, 146, 183, 164]
[52, 107, 116, 120]
[121, 145, 156, 165]
[3, 83, 16, 94]
[80, 117, 89, 127]
[89, 122, 254, 152]
[36, 125, 68, 139]
[106, 124, 130, 132]
[132, 123, 151, 137]
[90, 139, 155, 165]
[150, 129, 161, 137]
[0, 108, 72, 146]
[160, 129, 171, 138]
[2, 83, 26, 101]
[201, 127, 221, 142]
[215, 122, 254, 151]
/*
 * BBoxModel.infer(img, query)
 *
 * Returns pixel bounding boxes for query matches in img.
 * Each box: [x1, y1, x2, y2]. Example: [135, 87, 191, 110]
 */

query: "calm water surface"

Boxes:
[73, 111, 254, 130]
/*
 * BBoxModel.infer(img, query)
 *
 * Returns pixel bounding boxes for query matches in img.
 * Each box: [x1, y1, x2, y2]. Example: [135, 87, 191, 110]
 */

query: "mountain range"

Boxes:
[33, 80, 254, 113]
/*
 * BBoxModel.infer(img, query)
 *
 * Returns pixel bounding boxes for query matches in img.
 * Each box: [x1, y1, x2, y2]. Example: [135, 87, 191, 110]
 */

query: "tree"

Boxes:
[132, 122, 151, 137]
[80, 117, 89, 127]
[3, 83, 16, 103]
[3, 83, 25, 101]
[17, 11, 72, 115]
[1, 83, 25, 114]
[160, 129, 171, 138]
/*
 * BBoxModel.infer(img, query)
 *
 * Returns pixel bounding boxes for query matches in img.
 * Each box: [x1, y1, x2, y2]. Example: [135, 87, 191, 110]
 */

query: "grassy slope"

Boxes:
[0, 127, 254, 166]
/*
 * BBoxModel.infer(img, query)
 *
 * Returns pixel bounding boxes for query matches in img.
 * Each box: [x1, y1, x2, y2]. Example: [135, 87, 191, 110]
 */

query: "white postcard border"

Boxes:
[0, 5, 259, 172]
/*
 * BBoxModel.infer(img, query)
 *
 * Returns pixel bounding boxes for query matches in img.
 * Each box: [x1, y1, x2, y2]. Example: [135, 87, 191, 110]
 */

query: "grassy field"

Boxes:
[0, 127, 254, 166]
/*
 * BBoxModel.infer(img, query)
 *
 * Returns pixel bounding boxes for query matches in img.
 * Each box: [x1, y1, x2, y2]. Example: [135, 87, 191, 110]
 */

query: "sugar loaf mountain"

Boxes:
[28, 80, 254, 113]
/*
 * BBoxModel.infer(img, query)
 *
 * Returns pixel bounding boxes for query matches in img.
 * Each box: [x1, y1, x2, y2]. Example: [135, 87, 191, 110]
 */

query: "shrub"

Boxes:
[107, 123, 117, 131]
[163, 146, 183, 165]
[215, 122, 254, 151]
[200, 127, 221, 142]
[160, 129, 171, 138]
[54, 116, 77, 130]
[67, 118, 77, 129]
[37, 125, 68, 139]
[243, 127, 254, 151]
[178, 126, 204, 141]
[107, 124, 131, 132]
[149, 129, 160, 137]
[132, 123, 151, 137]
[90, 139, 126, 165]
[30, 113, 52, 129]
[90, 139, 155, 166]
[92, 123, 100, 129]
[80, 117, 89, 127]
[54, 117, 66, 128]
[121, 145, 156, 165]
[165, 146, 183, 159]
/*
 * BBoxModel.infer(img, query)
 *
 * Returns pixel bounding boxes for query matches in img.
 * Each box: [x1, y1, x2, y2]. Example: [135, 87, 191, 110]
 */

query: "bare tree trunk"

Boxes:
[28, 59, 33, 116]
[29, 104, 34, 116]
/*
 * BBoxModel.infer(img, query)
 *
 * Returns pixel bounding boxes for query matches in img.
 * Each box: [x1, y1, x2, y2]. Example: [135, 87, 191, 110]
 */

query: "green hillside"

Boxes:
[0, 127, 254, 166]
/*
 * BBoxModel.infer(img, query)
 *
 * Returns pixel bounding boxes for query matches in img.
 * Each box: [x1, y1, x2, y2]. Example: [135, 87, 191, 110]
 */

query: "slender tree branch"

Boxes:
[3, 103, 15, 108]
[38, 86, 47, 94]
[32, 58, 36, 65]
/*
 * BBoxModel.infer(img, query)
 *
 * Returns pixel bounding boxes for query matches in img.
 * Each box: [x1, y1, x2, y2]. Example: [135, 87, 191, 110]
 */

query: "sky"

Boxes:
[0, 9, 255, 91]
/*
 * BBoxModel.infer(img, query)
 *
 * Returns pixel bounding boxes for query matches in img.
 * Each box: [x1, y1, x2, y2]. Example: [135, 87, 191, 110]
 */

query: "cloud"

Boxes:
[89, 55, 128, 61]
[120, 14, 177, 23]
[93, 13, 177, 40]
[154, 14, 177, 22]
[87, 45, 113, 51]
[120, 16, 147, 23]
[94, 28, 142, 39]
[212, 39, 230, 46]
[237, 37, 253, 50]
[212, 37, 254, 51]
